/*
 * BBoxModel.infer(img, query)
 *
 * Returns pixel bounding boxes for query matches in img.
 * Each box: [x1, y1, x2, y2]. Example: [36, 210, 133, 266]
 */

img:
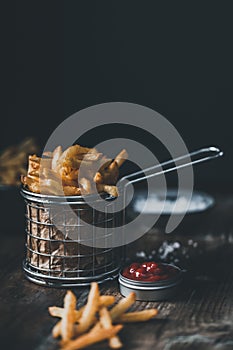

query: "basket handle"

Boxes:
[118, 146, 223, 188]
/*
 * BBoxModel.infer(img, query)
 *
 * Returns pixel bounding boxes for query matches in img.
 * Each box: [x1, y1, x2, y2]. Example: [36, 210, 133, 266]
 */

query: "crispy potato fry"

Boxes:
[21, 175, 40, 193]
[22, 143, 128, 196]
[99, 307, 122, 349]
[77, 282, 100, 335]
[78, 152, 103, 161]
[51, 146, 63, 171]
[97, 184, 119, 197]
[93, 171, 103, 184]
[42, 151, 53, 158]
[61, 324, 123, 350]
[116, 309, 158, 323]
[100, 161, 119, 185]
[48, 285, 158, 349]
[58, 145, 96, 168]
[60, 290, 77, 342]
[110, 292, 136, 321]
[49, 295, 115, 319]
[63, 186, 82, 196]
[48, 295, 115, 338]
[114, 149, 128, 168]
[52, 321, 62, 339]
[109, 335, 123, 349]
[40, 178, 63, 195]
[79, 177, 91, 194]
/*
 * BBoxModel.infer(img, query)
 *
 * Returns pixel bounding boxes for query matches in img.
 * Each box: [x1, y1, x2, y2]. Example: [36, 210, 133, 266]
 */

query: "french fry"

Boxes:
[52, 321, 62, 339]
[39, 178, 63, 195]
[101, 161, 119, 185]
[110, 292, 136, 321]
[97, 184, 119, 197]
[48, 286, 158, 349]
[93, 171, 103, 184]
[99, 307, 122, 349]
[78, 152, 103, 161]
[49, 295, 115, 319]
[60, 290, 77, 342]
[115, 309, 158, 323]
[63, 186, 82, 196]
[77, 282, 100, 335]
[79, 177, 91, 194]
[51, 146, 63, 171]
[114, 149, 128, 168]
[42, 151, 53, 158]
[21, 175, 40, 193]
[61, 324, 123, 350]
[22, 143, 128, 196]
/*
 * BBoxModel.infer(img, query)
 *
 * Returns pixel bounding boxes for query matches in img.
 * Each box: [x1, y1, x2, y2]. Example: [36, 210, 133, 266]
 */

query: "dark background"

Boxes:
[2, 1, 233, 189]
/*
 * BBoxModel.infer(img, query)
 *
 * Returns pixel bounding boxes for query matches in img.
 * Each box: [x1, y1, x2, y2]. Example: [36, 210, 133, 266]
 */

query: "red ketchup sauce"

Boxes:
[122, 262, 179, 282]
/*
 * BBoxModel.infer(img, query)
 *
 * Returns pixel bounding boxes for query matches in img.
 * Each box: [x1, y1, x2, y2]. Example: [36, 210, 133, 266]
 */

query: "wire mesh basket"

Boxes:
[21, 146, 223, 287]
[21, 188, 123, 287]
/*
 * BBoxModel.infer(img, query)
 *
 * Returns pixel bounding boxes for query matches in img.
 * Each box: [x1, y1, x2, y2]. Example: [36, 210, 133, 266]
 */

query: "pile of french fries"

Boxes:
[49, 282, 158, 349]
[0, 137, 38, 186]
[21, 144, 128, 197]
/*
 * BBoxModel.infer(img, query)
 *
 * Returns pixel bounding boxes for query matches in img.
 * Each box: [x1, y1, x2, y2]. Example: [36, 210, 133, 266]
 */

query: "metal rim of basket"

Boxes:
[23, 260, 120, 287]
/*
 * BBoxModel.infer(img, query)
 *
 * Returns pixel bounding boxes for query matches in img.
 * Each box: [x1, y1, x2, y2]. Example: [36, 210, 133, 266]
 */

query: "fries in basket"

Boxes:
[21, 144, 128, 197]
[48, 282, 158, 349]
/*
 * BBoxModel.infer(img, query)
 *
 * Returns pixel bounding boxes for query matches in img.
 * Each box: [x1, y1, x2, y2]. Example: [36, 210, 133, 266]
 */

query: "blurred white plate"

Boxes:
[132, 189, 215, 215]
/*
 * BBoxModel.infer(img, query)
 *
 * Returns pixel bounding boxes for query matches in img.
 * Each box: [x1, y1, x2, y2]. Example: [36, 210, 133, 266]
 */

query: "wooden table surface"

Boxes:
[1, 191, 233, 350]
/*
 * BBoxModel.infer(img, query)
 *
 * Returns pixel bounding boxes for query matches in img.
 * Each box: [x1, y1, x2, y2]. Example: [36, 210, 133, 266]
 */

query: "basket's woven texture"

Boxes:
[23, 191, 121, 283]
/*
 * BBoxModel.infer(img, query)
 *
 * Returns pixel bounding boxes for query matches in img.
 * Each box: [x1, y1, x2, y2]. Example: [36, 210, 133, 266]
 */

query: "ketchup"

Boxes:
[122, 262, 179, 282]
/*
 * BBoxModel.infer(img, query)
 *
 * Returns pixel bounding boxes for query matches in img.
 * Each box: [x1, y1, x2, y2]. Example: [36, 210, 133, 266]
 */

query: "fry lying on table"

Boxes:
[48, 282, 158, 349]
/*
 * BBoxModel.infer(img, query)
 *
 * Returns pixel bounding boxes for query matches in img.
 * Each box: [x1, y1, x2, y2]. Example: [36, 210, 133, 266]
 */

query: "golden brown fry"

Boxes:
[58, 145, 96, 168]
[50, 297, 117, 340]
[51, 145, 62, 171]
[114, 149, 128, 168]
[98, 159, 112, 173]
[99, 307, 122, 349]
[77, 152, 103, 161]
[42, 168, 61, 180]
[104, 161, 119, 184]
[63, 186, 82, 196]
[21, 175, 40, 193]
[39, 178, 63, 195]
[22, 144, 127, 196]
[58, 166, 79, 182]
[109, 336, 123, 349]
[42, 151, 53, 158]
[110, 292, 136, 322]
[61, 290, 77, 342]
[116, 309, 158, 323]
[97, 184, 119, 197]
[93, 171, 103, 184]
[79, 177, 91, 194]
[52, 321, 62, 338]
[77, 282, 100, 335]
[28, 155, 51, 177]
[49, 295, 115, 319]
[61, 324, 123, 350]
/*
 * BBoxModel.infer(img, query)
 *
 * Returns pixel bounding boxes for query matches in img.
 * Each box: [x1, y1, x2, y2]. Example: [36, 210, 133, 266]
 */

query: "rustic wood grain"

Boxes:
[0, 193, 233, 349]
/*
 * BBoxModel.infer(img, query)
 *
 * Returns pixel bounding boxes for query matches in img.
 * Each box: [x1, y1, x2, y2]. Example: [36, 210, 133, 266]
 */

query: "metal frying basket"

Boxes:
[21, 189, 122, 287]
[21, 146, 223, 287]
